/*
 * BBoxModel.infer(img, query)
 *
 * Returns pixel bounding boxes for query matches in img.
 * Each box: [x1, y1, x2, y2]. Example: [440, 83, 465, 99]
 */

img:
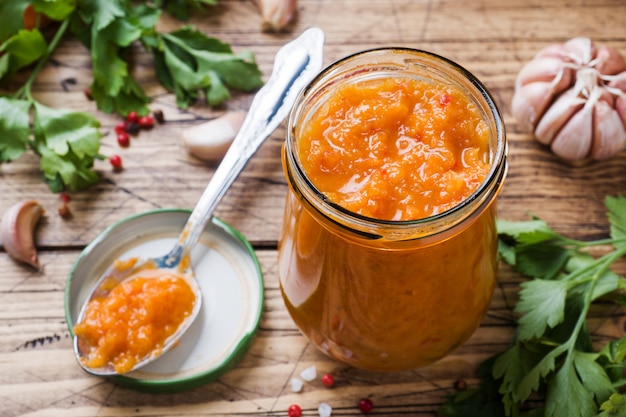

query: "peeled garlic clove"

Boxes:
[591, 100, 626, 160]
[550, 102, 593, 162]
[1, 200, 45, 269]
[253, 0, 297, 32]
[182, 111, 247, 162]
[594, 46, 626, 75]
[534, 89, 585, 145]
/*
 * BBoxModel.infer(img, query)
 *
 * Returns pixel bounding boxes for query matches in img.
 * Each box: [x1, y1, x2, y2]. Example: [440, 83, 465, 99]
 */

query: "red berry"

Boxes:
[59, 192, 71, 203]
[84, 87, 93, 100]
[358, 398, 373, 414]
[114, 122, 127, 134]
[126, 111, 139, 123]
[109, 154, 122, 168]
[138, 115, 154, 129]
[117, 132, 130, 147]
[321, 373, 334, 388]
[287, 404, 302, 417]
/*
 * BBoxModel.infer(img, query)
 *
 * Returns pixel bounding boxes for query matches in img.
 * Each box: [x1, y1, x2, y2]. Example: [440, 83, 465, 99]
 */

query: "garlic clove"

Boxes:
[252, 0, 297, 32]
[1, 200, 45, 269]
[608, 72, 626, 129]
[593, 46, 626, 75]
[511, 81, 560, 132]
[182, 111, 247, 162]
[515, 57, 573, 88]
[615, 95, 626, 130]
[534, 43, 570, 61]
[607, 71, 626, 91]
[549, 103, 593, 162]
[534, 89, 585, 145]
[563, 37, 595, 65]
[591, 100, 626, 160]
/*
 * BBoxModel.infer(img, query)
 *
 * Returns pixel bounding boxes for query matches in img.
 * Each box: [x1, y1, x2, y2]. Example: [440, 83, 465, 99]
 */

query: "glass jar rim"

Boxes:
[285, 47, 508, 240]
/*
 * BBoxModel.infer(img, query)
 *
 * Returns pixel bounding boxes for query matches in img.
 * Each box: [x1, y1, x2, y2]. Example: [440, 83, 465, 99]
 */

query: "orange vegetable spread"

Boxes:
[299, 77, 491, 220]
[73, 268, 196, 374]
[279, 71, 500, 371]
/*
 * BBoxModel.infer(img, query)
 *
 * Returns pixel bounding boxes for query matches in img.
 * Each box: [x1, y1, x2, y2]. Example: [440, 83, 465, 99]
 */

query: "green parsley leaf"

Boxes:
[497, 218, 560, 245]
[493, 344, 525, 415]
[0, 0, 30, 41]
[0, 97, 31, 162]
[32, 0, 76, 21]
[598, 335, 626, 367]
[0, 29, 48, 82]
[152, 0, 218, 21]
[153, 26, 264, 108]
[544, 356, 597, 417]
[596, 393, 626, 417]
[77, 0, 124, 30]
[33, 102, 102, 191]
[513, 243, 570, 279]
[515, 279, 568, 341]
[606, 195, 626, 251]
[573, 351, 615, 406]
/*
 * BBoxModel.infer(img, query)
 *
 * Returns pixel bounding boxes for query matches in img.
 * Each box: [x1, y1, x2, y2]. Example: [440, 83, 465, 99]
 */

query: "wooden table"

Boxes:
[2, 0, 626, 415]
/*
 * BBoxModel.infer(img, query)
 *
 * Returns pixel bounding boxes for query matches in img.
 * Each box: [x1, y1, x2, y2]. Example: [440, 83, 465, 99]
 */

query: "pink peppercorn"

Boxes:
[287, 404, 302, 417]
[358, 398, 374, 413]
[109, 154, 122, 169]
[321, 373, 334, 388]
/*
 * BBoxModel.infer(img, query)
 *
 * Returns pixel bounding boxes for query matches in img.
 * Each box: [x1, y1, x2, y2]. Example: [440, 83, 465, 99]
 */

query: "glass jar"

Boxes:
[278, 48, 507, 371]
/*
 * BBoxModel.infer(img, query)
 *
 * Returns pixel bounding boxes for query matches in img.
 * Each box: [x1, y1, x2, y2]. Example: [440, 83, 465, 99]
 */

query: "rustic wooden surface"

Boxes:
[2, 0, 626, 416]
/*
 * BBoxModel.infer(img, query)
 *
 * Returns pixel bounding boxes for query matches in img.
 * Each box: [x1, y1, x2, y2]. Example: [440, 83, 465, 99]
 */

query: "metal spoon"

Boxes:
[73, 27, 325, 376]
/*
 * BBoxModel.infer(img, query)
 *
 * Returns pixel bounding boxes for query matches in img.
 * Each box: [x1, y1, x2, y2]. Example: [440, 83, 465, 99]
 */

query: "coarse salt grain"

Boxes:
[318, 402, 332, 417]
[300, 365, 317, 382]
[290, 377, 304, 392]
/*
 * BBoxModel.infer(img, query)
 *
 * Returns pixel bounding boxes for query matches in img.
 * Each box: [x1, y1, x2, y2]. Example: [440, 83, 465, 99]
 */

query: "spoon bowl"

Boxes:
[72, 27, 325, 376]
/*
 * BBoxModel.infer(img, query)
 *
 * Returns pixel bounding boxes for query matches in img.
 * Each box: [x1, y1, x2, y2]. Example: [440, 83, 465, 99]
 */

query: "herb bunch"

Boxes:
[0, 0, 263, 192]
[438, 195, 626, 417]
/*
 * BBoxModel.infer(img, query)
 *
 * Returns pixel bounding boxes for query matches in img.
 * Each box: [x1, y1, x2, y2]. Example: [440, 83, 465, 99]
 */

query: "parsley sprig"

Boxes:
[0, 0, 263, 192]
[438, 195, 626, 417]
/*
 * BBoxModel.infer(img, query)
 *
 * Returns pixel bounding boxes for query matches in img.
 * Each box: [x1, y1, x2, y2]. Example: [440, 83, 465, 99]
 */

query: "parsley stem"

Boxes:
[562, 246, 626, 286]
[557, 236, 626, 248]
[564, 247, 626, 354]
[13, 18, 70, 101]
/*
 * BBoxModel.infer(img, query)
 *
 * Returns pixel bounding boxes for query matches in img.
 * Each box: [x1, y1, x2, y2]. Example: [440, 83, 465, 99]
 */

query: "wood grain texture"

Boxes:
[2, 0, 626, 415]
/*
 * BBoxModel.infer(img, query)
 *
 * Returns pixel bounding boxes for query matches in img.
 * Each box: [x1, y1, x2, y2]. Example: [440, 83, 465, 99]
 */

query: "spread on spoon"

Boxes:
[73, 259, 197, 374]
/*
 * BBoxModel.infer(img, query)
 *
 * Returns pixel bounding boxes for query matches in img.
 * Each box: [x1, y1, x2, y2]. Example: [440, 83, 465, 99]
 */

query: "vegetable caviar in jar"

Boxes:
[278, 48, 507, 371]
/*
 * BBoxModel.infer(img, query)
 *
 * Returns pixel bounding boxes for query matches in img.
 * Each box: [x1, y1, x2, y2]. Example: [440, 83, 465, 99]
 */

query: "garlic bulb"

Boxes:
[511, 37, 626, 162]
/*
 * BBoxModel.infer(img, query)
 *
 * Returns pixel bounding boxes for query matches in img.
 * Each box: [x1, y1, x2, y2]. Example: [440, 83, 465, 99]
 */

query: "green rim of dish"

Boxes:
[64, 208, 264, 393]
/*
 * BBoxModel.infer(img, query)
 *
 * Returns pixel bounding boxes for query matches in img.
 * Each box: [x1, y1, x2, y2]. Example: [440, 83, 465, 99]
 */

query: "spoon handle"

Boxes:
[178, 28, 325, 252]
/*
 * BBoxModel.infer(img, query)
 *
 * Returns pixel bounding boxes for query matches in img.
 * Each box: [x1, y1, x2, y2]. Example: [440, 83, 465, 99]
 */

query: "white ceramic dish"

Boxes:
[65, 209, 263, 392]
